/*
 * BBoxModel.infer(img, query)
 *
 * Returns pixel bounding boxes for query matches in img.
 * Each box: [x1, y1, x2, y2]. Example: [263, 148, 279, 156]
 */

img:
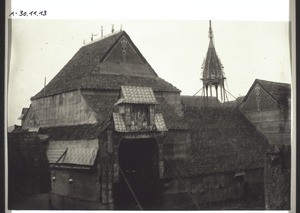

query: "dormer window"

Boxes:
[113, 86, 167, 132]
[131, 105, 149, 129]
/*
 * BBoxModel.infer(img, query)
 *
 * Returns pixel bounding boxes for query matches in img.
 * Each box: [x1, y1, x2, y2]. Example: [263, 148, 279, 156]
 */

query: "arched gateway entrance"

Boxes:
[114, 138, 161, 209]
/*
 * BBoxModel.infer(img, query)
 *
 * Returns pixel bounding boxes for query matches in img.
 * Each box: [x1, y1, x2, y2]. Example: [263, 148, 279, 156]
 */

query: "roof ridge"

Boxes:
[83, 30, 123, 47]
[256, 78, 291, 86]
[32, 30, 180, 99]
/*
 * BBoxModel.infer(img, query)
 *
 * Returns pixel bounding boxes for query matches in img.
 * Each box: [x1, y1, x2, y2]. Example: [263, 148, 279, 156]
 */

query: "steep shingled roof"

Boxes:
[164, 107, 269, 178]
[241, 79, 291, 109]
[32, 31, 180, 100]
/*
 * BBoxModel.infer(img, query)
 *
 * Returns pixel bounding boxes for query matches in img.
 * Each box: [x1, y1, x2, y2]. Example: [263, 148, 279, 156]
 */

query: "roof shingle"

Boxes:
[115, 86, 157, 105]
[32, 31, 180, 100]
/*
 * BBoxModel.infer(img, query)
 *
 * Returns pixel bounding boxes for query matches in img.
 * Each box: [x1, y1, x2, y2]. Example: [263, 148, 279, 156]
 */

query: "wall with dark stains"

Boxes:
[264, 145, 290, 210]
[23, 90, 97, 128]
[49, 169, 101, 209]
[162, 168, 264, 209]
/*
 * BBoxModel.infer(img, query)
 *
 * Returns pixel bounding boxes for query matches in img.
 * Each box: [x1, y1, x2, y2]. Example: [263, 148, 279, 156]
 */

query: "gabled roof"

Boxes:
[32, 30, 180, 100]
[115, 86, 157, 105]
[241, 79, 291, 109]
[164, 107, 269, 178]
[181, 95, 221, 108]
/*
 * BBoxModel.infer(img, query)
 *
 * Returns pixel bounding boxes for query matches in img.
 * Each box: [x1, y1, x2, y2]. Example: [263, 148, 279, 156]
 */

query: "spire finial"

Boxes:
[208, 20, 213, 39]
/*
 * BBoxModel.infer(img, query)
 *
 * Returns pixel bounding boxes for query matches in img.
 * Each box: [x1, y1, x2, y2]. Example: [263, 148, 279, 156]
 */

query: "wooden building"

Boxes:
[19, 30, 189, 209]
[238, 79, 291, 146]
[12, 30, 270, 210]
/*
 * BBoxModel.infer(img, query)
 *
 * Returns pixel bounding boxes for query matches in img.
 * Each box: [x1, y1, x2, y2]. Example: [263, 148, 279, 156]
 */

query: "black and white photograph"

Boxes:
[6, 1, 294, 212]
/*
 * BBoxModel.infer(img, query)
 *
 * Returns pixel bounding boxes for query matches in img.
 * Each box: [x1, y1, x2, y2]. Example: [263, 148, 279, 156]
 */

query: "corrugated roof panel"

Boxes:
[118, 86, 157, 105]
[46, 139, 99, 167]
[155, 113, 167, 131]
[63, 147, 98, 166]
[113, 113, 126, 132]
[46, 148, 66, 164]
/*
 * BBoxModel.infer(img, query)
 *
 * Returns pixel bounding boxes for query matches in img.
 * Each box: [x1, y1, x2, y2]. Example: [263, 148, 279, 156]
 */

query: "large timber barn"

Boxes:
[8, 28, 290, 210]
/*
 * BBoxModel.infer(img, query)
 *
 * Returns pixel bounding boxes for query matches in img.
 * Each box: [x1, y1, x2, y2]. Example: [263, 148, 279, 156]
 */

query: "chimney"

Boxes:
[101, 25, 103, 37]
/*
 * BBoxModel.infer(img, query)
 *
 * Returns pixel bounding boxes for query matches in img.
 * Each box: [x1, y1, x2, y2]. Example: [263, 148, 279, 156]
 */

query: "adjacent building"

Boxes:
[239, 79, 291, 146]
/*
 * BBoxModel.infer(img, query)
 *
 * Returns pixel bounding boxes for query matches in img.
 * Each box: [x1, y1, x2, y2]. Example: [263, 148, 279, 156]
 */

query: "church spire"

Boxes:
[201, 20, 228, 102]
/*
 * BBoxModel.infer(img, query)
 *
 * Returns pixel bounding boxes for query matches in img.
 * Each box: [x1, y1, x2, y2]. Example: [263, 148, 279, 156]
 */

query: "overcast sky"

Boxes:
[8, 19, 291, 126]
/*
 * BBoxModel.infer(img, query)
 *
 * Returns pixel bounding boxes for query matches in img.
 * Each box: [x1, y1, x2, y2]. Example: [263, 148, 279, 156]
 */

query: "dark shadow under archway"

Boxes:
[113, 138, 161, 210]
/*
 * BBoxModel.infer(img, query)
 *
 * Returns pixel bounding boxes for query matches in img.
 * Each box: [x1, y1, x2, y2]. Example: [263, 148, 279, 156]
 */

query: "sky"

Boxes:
[7, 19, 291, 127]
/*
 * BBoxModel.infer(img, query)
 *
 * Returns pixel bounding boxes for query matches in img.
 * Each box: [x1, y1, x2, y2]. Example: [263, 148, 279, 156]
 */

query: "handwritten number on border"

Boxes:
[9, 10, 47, 17]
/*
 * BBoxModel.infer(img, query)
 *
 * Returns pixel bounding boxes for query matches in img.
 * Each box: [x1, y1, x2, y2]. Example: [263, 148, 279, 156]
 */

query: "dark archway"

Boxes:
[114, 138, 161, 210]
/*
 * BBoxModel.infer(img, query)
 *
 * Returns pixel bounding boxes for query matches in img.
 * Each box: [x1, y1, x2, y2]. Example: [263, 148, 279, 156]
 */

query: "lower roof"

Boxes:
[83, 93, 189, 130]
[163, 106, 270, 178]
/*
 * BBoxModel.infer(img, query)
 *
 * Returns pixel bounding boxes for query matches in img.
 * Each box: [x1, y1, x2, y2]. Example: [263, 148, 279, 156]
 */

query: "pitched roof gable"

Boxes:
[240, 79, 291, 109]
[32, 31, 180, 99]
